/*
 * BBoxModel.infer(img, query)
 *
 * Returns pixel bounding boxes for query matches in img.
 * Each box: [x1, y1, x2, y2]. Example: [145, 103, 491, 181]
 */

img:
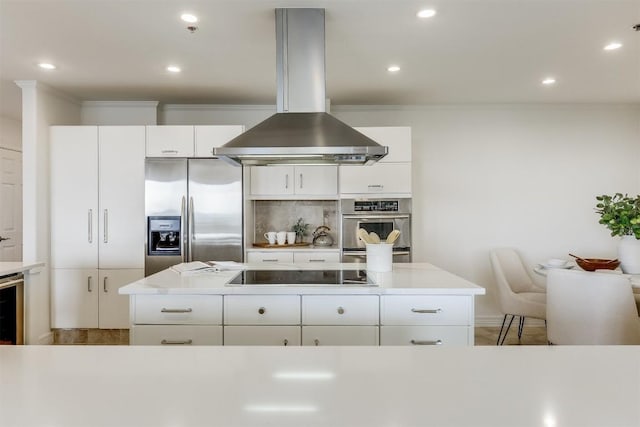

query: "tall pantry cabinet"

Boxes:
[50, 126, 145, 329]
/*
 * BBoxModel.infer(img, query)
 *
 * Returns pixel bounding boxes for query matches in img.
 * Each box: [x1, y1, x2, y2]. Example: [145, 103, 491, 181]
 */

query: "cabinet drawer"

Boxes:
[293, 252, 340, 263]
[224, 295, 300, 325]
[246, 251, 294, 263]
[302, 295, 379, 325]
[380, 326, 469, 346]
[381, 295, 470, 325]
[131, 325, 222, 346]
[133, 295, 222, 325]
[302, 326, 379, 346]
[224, 326, 300, 346]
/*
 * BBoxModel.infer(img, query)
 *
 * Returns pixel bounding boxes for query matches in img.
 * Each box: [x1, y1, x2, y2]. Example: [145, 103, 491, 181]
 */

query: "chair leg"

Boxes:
[517, 316, 526, 340]
[497, 314, 515, 345]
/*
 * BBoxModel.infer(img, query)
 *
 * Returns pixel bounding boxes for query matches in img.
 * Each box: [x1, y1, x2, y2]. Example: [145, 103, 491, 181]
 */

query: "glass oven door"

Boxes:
[342, 214, 411, 252]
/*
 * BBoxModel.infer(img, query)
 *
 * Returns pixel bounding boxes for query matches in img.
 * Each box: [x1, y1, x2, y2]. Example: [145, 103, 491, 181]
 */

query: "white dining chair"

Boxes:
[490, 248, 546, 345]
[546, 269, 640, 345]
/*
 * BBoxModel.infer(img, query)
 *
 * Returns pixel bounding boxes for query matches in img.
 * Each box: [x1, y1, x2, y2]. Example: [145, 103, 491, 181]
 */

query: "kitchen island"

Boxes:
[120, 263, 485, 346]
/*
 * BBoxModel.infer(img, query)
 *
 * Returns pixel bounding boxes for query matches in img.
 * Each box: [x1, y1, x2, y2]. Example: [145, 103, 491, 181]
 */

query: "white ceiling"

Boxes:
[1, 0, 639, 120]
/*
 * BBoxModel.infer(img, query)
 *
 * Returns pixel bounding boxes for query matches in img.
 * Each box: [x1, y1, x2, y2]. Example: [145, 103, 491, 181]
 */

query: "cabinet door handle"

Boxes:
[411, 339, 443, 346]
[285, 174, 289, 189]
[188, 196, 194, 261]
[262, 259, 279, 262]
[103, 209, 108, 243]
[87, 276, 93, 292]
[258, 307, 266, 315]
[314, 338, 320, 346]
[161, 308, 193, 313]
[411, 308, 442, 314]
[367, 184, 384, 190]
[283, 339, 288, 346]
[88, 209, 93, 243]
[103, 276, 108, 293]
[337, 307, 345, 315]
[309, 259, 325, 262]
[299, 173, 303, 189]
[161, 339, 193, 345]
[161, 149, 178, 154]
[180, 196, 186, 263]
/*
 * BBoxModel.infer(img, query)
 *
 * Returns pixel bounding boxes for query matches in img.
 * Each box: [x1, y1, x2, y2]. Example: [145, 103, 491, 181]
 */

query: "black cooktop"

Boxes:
[228, 269, 373, 286]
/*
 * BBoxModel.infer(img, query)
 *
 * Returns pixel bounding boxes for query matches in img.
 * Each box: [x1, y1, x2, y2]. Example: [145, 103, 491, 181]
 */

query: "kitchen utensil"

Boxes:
[312, 226, 334, 247]
[357, 228, 372, 244]
[386, 230, 400, 244]
[369, 232, 381, 243]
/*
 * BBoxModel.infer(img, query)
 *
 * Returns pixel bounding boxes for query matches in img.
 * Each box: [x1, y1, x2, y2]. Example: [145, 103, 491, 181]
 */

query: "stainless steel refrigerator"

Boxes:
[145, 158, 243, 276]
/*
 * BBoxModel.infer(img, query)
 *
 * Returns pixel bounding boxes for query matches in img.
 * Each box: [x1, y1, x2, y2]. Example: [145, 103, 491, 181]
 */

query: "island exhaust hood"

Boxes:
[214, 8, 388, 166]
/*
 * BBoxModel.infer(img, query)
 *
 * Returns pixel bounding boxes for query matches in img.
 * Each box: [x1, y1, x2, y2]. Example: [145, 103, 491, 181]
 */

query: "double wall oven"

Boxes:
[341, 199, 412, 264]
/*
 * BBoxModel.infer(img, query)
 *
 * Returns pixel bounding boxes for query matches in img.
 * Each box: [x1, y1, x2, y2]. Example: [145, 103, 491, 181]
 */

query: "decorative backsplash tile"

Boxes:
[253, 200, 339, 244]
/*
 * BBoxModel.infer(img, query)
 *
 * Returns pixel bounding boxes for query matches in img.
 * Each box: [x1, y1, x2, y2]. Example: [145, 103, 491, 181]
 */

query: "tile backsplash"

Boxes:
[253, 200, 338, 244]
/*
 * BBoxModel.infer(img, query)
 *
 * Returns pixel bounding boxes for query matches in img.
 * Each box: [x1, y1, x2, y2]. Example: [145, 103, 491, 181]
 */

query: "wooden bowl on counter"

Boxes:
[575, 258, 620, 272]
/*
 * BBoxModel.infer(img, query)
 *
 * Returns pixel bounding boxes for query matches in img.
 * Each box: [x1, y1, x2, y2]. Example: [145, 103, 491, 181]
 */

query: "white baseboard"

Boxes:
[475, 315, 546, 327]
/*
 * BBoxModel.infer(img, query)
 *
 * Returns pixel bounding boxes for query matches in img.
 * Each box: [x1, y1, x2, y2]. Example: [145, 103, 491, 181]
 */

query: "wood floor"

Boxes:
[53, 326, 549, 346]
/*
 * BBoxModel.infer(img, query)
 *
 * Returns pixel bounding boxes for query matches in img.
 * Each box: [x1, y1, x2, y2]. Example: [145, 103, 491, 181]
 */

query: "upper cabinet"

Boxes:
[146, 125, 244, 158]
[340, 126, 412, 198]
[249, 165, 338, 199]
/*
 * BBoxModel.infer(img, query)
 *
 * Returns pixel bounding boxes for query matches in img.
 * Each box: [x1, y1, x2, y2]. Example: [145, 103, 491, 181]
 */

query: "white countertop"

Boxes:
[0, 261, 45, 277]
[1, 345, 639, 427]
[119, 262, 486, 296]
[246, 246, 339, 252]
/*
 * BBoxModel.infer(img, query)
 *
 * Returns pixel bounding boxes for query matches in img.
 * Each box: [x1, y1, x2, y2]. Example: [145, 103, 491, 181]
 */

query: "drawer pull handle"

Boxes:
[161, 149, 179, 154]
[161, 339, 193, 345]
[258, 307, 266, 315]
[262, 259, 279, 262]
[314, 338, 320, 346]
[309, 259, 325, 262]
[411, 308, 442, 314]
[161, 308, 193, 313]
[283, 339, 288, 346]
[337, 307, 345, 315]
[411, 339, 443, 346]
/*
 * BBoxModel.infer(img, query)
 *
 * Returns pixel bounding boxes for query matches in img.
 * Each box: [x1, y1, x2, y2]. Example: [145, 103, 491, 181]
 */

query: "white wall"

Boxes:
[158, 103, 640, 324]
[0, 115, 22, 151]
[81, 101, 158, 125]
[16, 80, 81, 344]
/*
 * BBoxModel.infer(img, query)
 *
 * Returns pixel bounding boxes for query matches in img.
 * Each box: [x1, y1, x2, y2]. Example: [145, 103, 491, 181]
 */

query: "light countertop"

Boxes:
[1, 345, 639, 427]
[246, 246, 340, 252]
[0, 261, 45, 277]
[119, 262, 486, 296]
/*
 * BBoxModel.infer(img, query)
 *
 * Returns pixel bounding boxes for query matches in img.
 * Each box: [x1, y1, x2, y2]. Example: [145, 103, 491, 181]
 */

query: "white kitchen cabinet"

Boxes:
[51, 268, 143, 329]
[302, 295, 379, 325]
[50, 126, 145, 330]
[293, 251, 340, 263]
[246, 251, 295, 263]
[250, 165, 338, 198]
[380, 326, 469, 346]
[194, 125, 244, 157]
[133, 295, 223, 325]
[224, 295, 300, 325]
[145, 125, 194, 157]
[340, 126, 412, 197]
[302, 326, 379, 346]
[224, 326, 301, 346]
[131, 325, 223, 346]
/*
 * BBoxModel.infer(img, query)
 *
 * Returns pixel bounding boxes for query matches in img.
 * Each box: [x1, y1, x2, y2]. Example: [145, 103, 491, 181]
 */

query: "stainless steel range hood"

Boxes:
[214, 8, 388, 166]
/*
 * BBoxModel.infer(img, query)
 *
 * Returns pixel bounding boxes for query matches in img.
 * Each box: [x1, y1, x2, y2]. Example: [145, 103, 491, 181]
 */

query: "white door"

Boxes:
[51, 268, 99, 328]
[295, 166, 337, 196]
[98, 269, 143, 329]
[194, 125, 244, 157]
[0, 148, 22, 261]
[250, 166, 294, 195]
[145, 126, 194, 157]
[50, 126, 99, 268]
[98, 126, 145, 268]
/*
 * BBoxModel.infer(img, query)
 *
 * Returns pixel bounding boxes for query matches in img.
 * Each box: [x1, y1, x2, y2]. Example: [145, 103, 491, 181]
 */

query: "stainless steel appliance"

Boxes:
[341, 199, 412, 264]
[0, 273, 24, 345]
[145, 159, 243, 276]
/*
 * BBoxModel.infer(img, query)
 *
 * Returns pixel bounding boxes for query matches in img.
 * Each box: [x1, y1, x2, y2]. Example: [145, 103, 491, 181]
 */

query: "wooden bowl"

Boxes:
[576, 258, 620, 272]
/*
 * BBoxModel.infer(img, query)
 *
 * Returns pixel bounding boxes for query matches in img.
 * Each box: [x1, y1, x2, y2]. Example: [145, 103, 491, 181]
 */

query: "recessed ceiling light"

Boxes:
[603, 42, 622, 51]
[417, 9, 437, 18]
[542, 77, 556, 85]
[387, 65, 401, 73]
[167, 65, 181, 73]
[38, 63, 56, 70]
[181, 13, 198, 23]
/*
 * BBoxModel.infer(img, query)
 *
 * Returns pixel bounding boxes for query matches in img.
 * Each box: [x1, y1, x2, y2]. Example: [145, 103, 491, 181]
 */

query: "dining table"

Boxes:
[533, 263, 640, 296]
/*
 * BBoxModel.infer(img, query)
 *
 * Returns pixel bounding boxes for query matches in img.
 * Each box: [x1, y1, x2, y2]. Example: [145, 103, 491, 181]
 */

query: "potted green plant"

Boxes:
[595, 193, 640, 273]
[291, 217, 309, 243]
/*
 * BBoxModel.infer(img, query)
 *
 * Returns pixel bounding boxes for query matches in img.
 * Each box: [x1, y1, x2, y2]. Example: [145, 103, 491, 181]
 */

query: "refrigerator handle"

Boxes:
[181, 196, 186, 263]
[188, 196, 194, 262]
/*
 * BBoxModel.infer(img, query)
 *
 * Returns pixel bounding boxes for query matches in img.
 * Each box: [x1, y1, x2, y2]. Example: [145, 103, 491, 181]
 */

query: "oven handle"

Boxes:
[342, 214, 410, 220]
[342, 251, 411, 257]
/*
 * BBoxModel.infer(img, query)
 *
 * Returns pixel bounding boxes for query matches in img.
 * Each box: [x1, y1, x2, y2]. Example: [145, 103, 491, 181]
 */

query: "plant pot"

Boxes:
[618, 235, 640, 274]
